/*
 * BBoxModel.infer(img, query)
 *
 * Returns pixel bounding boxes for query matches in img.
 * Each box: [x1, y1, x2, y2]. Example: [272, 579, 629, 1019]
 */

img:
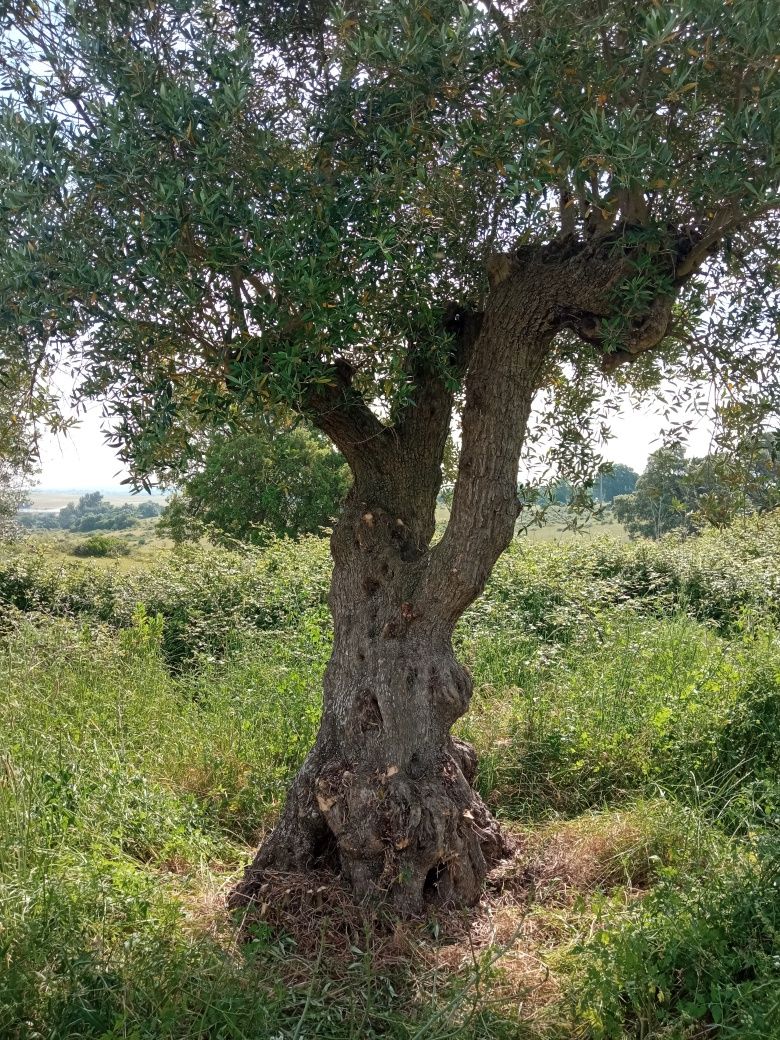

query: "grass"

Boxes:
[25, 518, 176, 572]
[1, 512, 779, 1038]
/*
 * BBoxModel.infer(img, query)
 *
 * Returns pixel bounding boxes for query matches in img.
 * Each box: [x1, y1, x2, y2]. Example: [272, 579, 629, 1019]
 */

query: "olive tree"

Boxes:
[1, 0, 778, 912]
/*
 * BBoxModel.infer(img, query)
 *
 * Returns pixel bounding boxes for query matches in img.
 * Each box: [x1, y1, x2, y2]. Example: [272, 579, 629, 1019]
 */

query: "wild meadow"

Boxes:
[1, 514, 779, 1039]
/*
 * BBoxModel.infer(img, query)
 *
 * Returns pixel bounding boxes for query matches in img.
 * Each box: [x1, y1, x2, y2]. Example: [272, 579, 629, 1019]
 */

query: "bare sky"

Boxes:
[37, 406, 130, 490]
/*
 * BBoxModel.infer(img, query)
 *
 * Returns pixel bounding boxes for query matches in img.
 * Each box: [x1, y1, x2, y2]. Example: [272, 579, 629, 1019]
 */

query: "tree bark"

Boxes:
[230, 238, 673, 914]
[229, 488, 511, 914]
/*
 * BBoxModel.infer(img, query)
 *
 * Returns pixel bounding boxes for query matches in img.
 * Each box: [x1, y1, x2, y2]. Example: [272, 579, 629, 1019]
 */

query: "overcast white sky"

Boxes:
[37, 407, 129, 490]
[34, 395, 716, 491]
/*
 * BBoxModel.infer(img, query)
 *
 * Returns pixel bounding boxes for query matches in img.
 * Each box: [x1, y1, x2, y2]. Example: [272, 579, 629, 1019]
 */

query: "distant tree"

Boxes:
[16, 509, 59, 532]
[613, 446, 691, 539]
[595, 463, 639, 503]
[687, 429, 780, 527]
[542, 463, 637, 508]
[22, 491, 163, 532]
[548, 480, 572, 505]
[613, 432, 780, 537]
[155, 493, 203, 546]
[158, 426, 350, 546]
[685, 454, 745, 529]
[79, 492, 103, 511]
[539, 462, 636, 512]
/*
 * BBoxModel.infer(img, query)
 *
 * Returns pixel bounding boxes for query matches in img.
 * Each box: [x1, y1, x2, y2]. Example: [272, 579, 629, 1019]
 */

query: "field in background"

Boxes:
[1, 515, 778, 1038]
[25, 519, 176, 572]
[23, 489, 168, 512]
[438, 503, 629, 543]
[24, 502, 628, 575]
[520, 507, 628, 543]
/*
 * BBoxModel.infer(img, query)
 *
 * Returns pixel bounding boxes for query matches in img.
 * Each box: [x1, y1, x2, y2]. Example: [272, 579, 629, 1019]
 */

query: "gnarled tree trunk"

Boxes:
[230, 252, 558, 915]
[231, 495, 509, 914]
[230, 239, 679, 914]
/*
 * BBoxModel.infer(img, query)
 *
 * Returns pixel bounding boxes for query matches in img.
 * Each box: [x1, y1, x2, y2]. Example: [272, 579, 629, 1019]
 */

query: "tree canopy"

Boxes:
[1, 0, 778, 485]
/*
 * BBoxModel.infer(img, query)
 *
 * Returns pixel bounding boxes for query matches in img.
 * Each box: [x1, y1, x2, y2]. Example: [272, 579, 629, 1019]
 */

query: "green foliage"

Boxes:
[158, 425, 350, 545]
[0, 532, 333, 665]
[6, 509, 780, 666]
[0, 620, 525, 1038]
[613, 445, 692, 539]
[462, 609, 780, 826]
[0, 464, 28, 542]
[570, 837, 780, 1039]
[0, 1, 778, 480]
[0, 612, 324, 846]
[594, 463, 639, 503]
[546, 464, 638, 508]
[20, 491, 163, 533]
[71, 533, 131, 558]
[687, 429, 780, 528]
[1, 513, 779, 1037]
[0, 385, 36, 542]
[614, 436, 780, 538]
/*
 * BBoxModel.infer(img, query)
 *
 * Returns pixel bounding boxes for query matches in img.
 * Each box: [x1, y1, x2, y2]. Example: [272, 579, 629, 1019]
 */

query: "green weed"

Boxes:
[0, 512, 779, 1037]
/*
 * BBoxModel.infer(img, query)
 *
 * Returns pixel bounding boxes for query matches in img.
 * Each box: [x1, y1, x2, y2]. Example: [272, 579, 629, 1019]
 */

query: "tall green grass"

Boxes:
[1, 512, 779, 1038]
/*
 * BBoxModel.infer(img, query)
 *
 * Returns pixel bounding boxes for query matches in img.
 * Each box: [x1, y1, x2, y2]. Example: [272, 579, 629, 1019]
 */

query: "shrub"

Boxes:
[5, 512, 780, 662]
[71, 533, 130, 558]
[569, 835, 780, 1039]
[0, 534, 332, 665]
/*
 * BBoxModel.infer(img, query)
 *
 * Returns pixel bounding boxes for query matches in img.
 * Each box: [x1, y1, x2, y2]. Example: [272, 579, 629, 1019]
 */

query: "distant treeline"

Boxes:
[612, 440, 780, 539]
[548, 462, 639, 505]
[545, 438, 780, 539]
[19, 492, 163, 532]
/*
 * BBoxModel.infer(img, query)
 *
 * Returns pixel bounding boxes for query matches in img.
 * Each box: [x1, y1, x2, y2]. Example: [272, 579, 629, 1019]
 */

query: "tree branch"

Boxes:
[416, 256, 557, 623]
[676, 200, 779, 278]
[391, 305, 481, 450]
[303, 360, 390, 472]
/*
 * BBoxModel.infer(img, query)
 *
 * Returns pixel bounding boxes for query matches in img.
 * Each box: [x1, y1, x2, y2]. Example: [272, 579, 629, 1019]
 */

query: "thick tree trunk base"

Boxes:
[229, 738, 513, 917]
[229, 485, 524, 920]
